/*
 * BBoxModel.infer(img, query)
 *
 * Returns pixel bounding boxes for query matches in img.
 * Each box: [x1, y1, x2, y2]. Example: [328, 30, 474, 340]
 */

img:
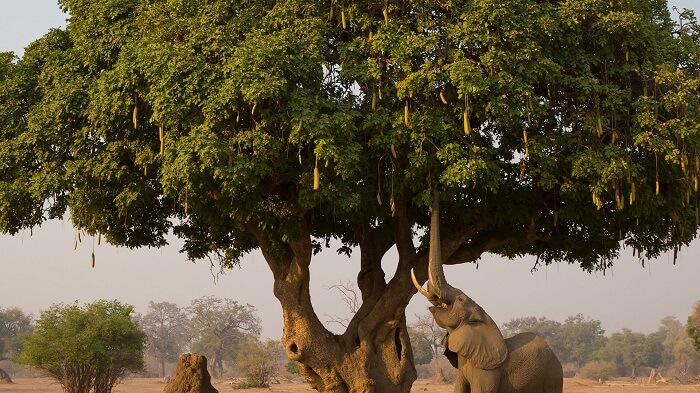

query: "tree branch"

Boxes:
[393, 197, 417, 263]
[444, 220, 543, 265]
[323, 280, 360, 329]
[240, 211, 314, 282]
[241, 222, 290, 280]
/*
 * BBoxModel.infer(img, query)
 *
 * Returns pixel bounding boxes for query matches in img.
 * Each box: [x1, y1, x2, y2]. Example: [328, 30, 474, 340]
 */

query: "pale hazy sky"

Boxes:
[1, 0, 699, 340]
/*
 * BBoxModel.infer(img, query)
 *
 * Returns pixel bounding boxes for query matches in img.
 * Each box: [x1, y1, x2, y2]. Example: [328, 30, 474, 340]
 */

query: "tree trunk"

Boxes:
[257, 221, 419, 392]
[432, 353, 445, 383]
[160, 358, 166, 379]
[208, 355, 220, 379]
[211, 356, 223, 379]
[648, 368, 656, 384]
[281, 305, 415, 392]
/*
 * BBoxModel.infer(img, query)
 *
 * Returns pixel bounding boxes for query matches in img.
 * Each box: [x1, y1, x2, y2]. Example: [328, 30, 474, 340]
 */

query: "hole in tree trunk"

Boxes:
[394, 327, 402, 361]
[289, 343, 299, 354]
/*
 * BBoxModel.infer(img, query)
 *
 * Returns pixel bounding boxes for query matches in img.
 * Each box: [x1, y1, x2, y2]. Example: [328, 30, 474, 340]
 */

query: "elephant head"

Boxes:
[411, 191, 508, 370]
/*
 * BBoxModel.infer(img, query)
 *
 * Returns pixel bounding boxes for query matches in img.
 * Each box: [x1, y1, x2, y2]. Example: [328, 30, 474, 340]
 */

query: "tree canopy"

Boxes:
[2, 0, 699, 271]
[2, 0, 700, 391]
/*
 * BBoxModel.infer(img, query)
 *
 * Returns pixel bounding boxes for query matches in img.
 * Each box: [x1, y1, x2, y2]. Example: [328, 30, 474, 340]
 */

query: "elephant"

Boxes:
[411, 191, 563, 393]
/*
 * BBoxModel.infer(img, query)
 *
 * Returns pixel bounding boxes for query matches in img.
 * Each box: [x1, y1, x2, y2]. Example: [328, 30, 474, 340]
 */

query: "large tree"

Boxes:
[1, 0, 700, 391]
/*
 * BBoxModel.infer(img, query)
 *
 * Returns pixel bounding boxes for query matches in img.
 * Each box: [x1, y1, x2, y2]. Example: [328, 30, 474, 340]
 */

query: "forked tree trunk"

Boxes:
[256, 222, 419, 392]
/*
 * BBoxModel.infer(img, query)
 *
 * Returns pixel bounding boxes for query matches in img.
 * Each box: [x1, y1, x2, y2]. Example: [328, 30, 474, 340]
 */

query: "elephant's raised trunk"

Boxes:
[427, 190, 458, 303]
[411, 190, 458, 305]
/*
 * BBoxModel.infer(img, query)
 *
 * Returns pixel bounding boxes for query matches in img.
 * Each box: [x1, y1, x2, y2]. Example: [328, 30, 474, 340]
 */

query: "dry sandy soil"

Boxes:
[1, 378, 699, 393]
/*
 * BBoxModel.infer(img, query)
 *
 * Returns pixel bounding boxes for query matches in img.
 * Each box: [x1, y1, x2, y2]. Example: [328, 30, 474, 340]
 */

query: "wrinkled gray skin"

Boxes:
[411, 192, 563, 393]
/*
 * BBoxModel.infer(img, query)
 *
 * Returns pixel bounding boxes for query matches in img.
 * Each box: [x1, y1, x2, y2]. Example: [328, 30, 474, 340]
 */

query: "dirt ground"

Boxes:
[1, 378, 699, 392]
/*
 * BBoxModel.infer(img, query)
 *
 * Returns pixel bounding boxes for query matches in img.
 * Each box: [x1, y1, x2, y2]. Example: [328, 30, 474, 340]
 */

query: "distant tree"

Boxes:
[0, 307, 32, 380]
[655, 316, 684, 367]
[501, 316, 561, 340]
[18, 300, 146, 393]
[576, 361, 617, 382]
[644, 330, 665, 369]
[598, 328, 650, 379]
[687, 301, 700, 354]
[653, 315, 700, 380]
[556, 314, 607, 367]
[234, 339, 284, 388]
[285, 360, 300, 375]
[407, 327, 433, 366]
[137, 301, 188, 378]
[409, 314, 445, 381]
[187, 296, 261, 378]
[0, 307, 32, 359]
[670, 334, 700, 381]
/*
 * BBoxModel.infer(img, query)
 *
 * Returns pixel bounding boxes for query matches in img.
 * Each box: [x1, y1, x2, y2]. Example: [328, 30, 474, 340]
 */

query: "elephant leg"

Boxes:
[547, 378, 563, 393]
[452, 375, 470, 393]
[545, 370, 563, 393]
[469, 369, 500, 393]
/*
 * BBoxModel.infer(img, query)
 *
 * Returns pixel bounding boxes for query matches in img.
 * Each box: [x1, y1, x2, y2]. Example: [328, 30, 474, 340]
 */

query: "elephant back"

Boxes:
[502, 332, 563, 392]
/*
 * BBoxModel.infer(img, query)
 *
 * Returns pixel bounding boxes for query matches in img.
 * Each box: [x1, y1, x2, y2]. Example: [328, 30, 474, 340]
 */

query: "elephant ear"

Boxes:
[441, 333, 459, 368]
[446, 310, 508, 370]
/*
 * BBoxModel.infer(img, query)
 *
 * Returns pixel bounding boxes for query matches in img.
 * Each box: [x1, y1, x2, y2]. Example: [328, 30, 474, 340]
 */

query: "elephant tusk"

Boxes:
[411, 268, 432, 299]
